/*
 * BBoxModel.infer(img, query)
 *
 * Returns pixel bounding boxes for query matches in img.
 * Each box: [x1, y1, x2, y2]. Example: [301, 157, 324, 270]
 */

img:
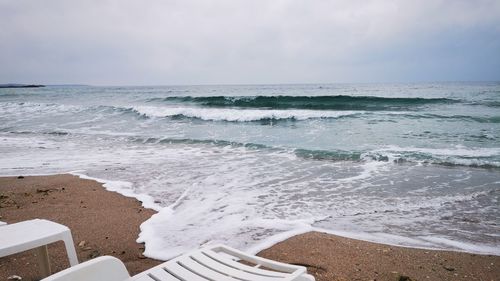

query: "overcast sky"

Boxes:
[1, 0, 499, 85]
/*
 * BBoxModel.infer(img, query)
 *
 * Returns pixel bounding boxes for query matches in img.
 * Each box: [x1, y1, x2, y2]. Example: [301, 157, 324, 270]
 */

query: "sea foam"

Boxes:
[132, 106, 362, 121]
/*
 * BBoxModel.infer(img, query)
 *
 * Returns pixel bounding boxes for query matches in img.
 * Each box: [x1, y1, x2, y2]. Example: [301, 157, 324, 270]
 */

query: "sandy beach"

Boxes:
[0, 175, 498, 281]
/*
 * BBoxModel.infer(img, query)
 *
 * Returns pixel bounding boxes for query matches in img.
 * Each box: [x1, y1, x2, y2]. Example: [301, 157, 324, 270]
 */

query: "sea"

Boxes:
[0, 82, 499, 259]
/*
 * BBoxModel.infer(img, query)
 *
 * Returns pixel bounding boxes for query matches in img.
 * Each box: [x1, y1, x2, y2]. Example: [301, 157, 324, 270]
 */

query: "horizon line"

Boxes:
[2, 80, 499, 88]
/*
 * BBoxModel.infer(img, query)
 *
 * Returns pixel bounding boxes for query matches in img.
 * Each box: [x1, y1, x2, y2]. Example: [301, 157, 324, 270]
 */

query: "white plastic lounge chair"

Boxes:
[41, 244, 315, 281]
[0, 219, 79, 277]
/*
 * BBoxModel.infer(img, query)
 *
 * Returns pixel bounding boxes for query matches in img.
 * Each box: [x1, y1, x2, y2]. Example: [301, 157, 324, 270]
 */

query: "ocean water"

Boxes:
[0, 82, 499, 259]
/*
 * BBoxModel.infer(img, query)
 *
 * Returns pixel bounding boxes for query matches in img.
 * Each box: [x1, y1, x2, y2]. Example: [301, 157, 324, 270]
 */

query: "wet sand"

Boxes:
[0, 175, 498, 281]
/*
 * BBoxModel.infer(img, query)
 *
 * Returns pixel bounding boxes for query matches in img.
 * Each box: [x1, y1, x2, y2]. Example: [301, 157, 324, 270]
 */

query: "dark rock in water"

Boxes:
[17, 176, 24, 179]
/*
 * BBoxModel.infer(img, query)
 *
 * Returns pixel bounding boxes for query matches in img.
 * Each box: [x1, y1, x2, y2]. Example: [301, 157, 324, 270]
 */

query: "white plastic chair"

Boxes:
[42, 244, 315, 281]
[0, 219, 79, 277]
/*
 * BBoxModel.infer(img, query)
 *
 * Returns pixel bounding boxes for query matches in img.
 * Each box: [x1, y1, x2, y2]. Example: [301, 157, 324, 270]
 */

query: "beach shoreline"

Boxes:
[0, 175, 498, 281]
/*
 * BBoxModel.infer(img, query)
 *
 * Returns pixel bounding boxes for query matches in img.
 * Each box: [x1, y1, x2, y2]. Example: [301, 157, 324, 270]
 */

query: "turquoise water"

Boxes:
[1, 82, 499, 258]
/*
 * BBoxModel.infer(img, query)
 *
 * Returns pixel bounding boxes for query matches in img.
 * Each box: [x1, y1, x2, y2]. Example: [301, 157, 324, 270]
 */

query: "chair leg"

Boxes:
[35, 245, 51, 278]
[62, 231, 79, 266]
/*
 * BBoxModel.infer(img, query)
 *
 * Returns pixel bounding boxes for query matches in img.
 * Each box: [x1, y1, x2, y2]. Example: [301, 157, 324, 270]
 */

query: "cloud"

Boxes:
[1, 0, 499, 84]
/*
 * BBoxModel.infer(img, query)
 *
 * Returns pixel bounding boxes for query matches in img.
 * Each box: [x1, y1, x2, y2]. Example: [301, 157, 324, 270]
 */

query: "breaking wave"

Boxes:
[132, 106, 362, 122]
[148, 95, 458, 111]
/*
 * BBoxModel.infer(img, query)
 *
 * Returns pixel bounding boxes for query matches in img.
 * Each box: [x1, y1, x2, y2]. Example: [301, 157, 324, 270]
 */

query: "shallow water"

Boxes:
[1, 82, 499, 259]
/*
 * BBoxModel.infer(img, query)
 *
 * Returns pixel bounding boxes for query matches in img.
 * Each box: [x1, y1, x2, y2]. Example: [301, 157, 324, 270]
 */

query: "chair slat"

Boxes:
[189, 252, 286, 281]
[129, 275, 156, 281]
[166, 261, 212, 281]
[202, 250, 290, 278]
[145, 267, 181, 281]
[177, 257, 240, 281]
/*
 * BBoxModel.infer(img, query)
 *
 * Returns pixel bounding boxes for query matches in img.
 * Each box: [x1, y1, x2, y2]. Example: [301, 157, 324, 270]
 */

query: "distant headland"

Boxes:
[0, 84, 45, 88]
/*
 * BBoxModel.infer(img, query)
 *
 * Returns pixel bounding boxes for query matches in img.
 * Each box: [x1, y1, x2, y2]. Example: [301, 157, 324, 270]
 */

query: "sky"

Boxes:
[1, 0, 499, 85]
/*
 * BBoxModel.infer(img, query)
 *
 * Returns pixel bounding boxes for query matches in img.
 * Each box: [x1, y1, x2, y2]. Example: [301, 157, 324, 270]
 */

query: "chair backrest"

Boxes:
[41, 256, 130, 281]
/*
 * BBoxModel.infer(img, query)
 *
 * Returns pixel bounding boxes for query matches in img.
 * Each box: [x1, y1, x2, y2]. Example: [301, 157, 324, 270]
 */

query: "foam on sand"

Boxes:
[69, 172, 162, 212]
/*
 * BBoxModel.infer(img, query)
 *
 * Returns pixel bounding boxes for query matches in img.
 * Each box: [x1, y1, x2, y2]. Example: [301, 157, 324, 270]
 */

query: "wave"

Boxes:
[130, 137, 272, 151]
[389, 113, 500, 123]
[133, 105, 500, 124]
[149, 95, 458, 111]
[130, 137, 500, 169]
[2, 124, 498, 169]
[0, 102, 81, 115]
[3, 101, 497, 124]
[1, 129, 70, 136]
[295, 146, 500, 169]
[132, 106, 363, 122]
[0, 102, 146, 120]
[470, 100, 500, 108]
[0, 93, 37, 99]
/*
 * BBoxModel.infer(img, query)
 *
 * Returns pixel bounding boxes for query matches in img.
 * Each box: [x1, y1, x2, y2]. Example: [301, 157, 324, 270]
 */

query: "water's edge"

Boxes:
[3, 172, 497, 259]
